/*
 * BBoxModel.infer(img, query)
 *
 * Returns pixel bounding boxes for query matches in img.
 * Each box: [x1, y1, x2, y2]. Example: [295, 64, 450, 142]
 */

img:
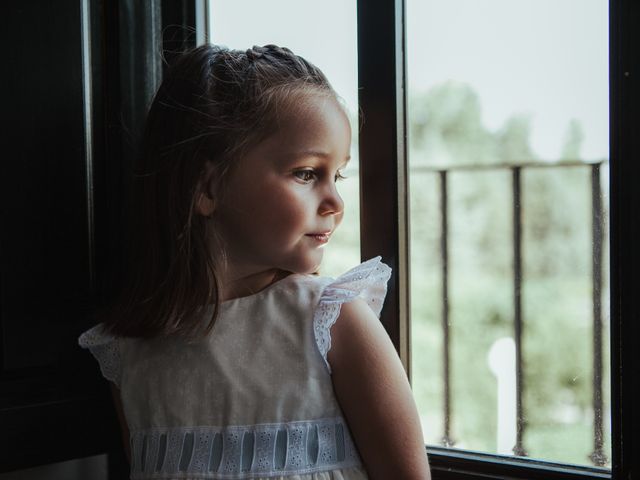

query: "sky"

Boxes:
[209, 0, 608, 161]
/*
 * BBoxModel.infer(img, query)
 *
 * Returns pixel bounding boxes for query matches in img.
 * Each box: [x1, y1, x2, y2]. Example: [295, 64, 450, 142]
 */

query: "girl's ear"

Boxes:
[195, 162, 216, 216]
[195, 192, 215, 216]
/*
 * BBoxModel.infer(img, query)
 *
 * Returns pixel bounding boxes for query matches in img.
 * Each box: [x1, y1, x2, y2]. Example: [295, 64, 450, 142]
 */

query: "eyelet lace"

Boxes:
[313, 257, 392, 372]
[78, 325, 121, 386]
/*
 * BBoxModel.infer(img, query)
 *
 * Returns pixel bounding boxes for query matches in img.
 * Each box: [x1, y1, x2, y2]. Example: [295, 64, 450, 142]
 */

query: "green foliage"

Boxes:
[407, 82, 610, 466]
[410, 82, 496, 166]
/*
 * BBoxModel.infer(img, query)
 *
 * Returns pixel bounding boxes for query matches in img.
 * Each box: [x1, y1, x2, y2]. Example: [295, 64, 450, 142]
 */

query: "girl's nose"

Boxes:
[319, 183, 344, 216]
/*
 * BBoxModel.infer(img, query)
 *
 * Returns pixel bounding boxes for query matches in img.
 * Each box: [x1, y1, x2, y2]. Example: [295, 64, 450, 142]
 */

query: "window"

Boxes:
[407, 0, 610, 469]
[357, 1, 637, 479]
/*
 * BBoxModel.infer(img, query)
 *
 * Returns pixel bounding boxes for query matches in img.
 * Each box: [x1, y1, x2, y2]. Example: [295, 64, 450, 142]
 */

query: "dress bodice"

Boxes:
[79, 257, 391, 479]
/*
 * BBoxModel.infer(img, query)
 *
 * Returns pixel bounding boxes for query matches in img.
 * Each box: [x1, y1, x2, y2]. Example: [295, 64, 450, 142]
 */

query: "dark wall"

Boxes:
[1, 1, 196, 474]
[2, 0, 122, 473]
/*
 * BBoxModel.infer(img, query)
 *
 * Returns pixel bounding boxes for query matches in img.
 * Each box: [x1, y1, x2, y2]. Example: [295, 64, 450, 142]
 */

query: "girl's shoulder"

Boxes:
[311, 256, 392, 373]
[315, 256, 391, 308]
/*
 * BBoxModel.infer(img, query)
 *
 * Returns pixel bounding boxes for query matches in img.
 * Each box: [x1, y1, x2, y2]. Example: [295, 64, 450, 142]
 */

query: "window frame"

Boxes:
[356, 1, 639, 479]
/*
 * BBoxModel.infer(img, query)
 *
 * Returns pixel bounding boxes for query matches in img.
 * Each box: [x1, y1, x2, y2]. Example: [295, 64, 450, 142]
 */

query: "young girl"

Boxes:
[79, 44, 430, 480]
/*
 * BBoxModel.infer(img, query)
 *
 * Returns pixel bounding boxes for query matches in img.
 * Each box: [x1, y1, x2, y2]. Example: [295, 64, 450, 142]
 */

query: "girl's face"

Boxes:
[214, 94, 351, 282]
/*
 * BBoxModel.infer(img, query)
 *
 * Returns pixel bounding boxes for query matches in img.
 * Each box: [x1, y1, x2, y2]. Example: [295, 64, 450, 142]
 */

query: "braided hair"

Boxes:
[105, 44, 338, 338]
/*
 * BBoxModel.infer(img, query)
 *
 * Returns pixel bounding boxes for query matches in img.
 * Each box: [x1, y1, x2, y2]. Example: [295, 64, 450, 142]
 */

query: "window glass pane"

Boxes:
[207, 1, 360, 277]
[407, 0, 610, 467]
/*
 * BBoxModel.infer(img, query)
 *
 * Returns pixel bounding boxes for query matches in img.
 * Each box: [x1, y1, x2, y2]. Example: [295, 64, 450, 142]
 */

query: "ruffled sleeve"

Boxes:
[313, 256, 392, 372]
[78, 324, 122, 387]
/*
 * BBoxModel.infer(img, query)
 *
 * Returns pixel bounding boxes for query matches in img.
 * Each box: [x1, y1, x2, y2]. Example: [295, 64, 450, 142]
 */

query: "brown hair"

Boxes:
[104, 44, 336, 338]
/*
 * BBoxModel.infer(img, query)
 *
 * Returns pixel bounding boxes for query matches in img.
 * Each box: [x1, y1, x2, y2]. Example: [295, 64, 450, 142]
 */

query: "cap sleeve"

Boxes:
[313, 256, 392, 372]
[78, 324, 122, 387]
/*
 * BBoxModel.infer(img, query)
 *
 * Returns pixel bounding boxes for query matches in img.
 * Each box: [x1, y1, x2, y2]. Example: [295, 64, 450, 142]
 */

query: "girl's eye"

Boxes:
[335, 171, 347, 182]
[293, 170, 316, 182]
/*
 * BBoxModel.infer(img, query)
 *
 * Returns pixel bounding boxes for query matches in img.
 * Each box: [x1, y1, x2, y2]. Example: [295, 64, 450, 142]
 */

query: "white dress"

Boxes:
[79, 257, 391, 480]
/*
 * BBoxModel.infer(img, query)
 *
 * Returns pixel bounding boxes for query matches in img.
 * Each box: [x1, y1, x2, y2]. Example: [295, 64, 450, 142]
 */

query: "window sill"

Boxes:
[427, 446, 610, 480]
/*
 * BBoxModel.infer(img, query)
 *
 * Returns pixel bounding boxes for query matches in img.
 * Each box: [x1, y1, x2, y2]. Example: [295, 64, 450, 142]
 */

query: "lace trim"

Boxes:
[78, 324, 121, 386]
[313, 257, 392, 372]
[129, 417, 361, 479]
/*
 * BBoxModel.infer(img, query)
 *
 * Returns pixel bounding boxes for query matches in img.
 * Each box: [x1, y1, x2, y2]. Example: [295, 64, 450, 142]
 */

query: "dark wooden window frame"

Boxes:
[357, 1, 639, 479]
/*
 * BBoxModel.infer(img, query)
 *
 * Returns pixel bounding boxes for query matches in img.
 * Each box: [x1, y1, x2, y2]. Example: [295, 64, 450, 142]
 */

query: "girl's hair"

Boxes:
[104, 44, 336, 338]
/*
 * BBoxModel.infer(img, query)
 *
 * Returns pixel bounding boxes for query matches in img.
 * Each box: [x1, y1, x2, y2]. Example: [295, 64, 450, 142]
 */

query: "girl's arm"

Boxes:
[328, 298, 431, 479]
[109, 383, 131, 463]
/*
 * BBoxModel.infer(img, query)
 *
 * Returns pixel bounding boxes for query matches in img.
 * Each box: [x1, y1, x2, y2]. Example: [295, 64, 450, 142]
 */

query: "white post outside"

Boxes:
[488, 337, 517, 455]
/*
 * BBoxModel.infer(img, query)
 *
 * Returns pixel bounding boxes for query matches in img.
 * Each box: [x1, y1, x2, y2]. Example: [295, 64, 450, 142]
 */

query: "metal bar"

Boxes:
[80, 0, 95, 293]
[410, 159, 607, 174]
[512, 166, 527, 457]
[439, 170, 454, 447]
[589, 164, 607, 467]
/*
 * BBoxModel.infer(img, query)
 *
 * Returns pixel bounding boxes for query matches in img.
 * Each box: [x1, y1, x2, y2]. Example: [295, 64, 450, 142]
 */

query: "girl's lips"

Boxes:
[305, 232, 331, 244]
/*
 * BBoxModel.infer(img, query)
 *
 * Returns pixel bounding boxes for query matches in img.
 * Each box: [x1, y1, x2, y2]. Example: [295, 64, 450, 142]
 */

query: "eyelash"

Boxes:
[293, 169, 346, 183]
